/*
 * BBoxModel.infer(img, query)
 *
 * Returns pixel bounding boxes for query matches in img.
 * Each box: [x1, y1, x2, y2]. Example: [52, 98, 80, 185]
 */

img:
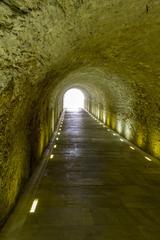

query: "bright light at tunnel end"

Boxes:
[63, 88, 85, 110]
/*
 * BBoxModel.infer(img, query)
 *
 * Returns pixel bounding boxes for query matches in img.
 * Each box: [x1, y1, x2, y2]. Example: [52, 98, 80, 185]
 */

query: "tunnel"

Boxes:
[0, 0, 160, 239]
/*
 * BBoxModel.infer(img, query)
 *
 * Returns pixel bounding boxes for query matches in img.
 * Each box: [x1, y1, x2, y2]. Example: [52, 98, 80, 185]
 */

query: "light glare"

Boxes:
[30, 199, 38, 213]
[130, 146, 135, 150]
[63, 88, 84, 109]
[145, 156, 152, 161]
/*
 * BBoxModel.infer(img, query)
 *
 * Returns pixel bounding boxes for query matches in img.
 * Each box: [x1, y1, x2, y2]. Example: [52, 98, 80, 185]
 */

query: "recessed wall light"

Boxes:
[30, 199, 39, 213]
[130, 146, 135, 150]
[145, 156, 152, 161]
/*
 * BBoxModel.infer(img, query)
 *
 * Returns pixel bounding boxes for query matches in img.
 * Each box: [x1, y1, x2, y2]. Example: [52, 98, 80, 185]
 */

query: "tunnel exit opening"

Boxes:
[63, 88, 85, 110]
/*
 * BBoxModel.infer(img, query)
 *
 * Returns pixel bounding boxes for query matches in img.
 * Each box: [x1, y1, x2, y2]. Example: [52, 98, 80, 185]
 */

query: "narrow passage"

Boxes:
[1, 109, 160, 240]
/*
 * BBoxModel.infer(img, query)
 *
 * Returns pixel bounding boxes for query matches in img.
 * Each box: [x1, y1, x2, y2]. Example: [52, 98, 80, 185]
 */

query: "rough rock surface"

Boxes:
[0, 0, 160, 224]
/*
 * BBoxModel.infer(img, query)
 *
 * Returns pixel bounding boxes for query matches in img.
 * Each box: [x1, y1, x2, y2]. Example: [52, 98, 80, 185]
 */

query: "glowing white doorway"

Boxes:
[63, 88, 85, 110]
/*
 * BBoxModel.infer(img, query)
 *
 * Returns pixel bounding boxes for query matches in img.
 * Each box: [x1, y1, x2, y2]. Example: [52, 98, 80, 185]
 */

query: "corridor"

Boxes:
[1, 109, 160, 240]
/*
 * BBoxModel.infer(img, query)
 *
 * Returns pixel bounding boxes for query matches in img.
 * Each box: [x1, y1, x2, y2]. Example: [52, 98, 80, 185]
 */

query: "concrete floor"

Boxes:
[1, 109, 160, 240]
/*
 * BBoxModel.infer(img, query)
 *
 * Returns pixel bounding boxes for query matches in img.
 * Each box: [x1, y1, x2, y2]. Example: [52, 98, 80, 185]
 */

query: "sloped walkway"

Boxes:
[1, 109, 160, 240]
